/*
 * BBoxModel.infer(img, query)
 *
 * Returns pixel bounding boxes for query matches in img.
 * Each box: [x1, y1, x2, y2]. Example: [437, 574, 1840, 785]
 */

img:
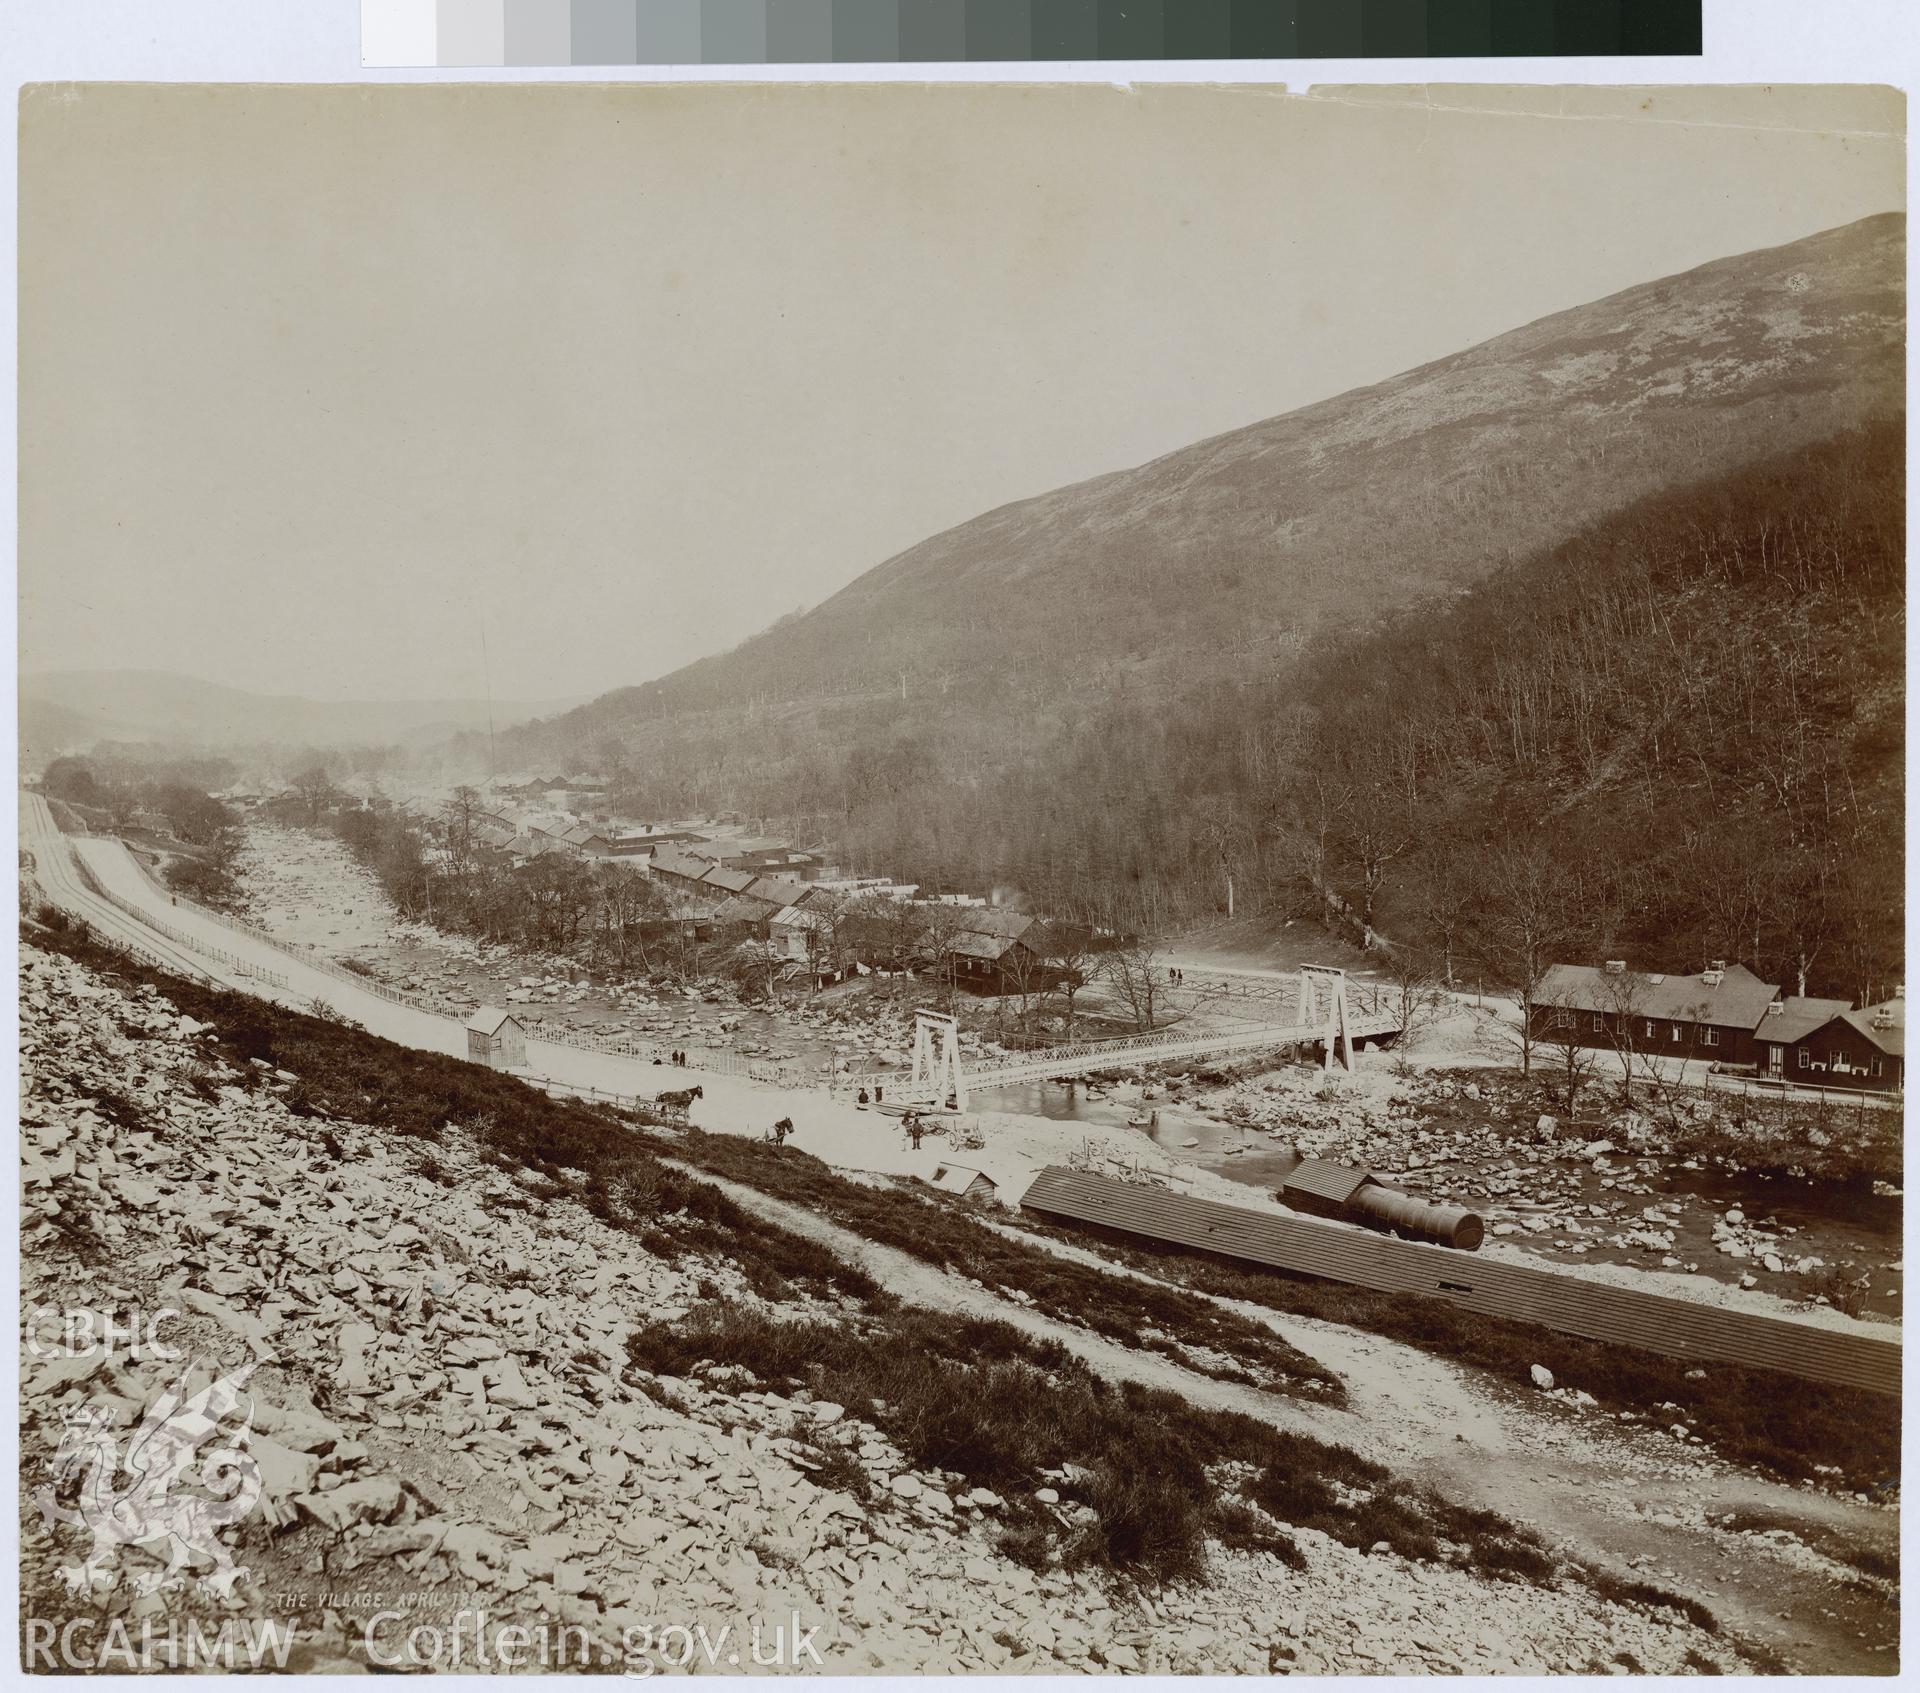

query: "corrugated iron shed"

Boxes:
[1281, 1157, 1377, 1207]
[1019, 1167, 1899, 1396]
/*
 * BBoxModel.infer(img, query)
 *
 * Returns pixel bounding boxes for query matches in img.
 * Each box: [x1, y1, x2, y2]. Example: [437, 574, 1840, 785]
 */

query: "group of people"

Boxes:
[1167, 966, 1188, 985]
[855, 1085, 885, 1105]
[666, 1049, 690, 1067]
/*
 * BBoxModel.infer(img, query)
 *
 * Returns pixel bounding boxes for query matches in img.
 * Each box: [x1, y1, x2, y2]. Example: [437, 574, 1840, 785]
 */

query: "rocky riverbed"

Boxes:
[1172, 1062, 1903, 1323]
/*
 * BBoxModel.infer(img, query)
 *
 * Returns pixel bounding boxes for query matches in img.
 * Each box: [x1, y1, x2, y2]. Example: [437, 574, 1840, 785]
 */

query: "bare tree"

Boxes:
[1101, 936, 1170, 1033]
[999, 940, 1048, 1041]
[1470, 840, 1587, 1078]
[1037, 919, 1099, 1039]
[1380, 949, 1448, 1077]
[1195, 796, 1248, 919]
[443, 784, 482, 876]
[292, 763, 337, 825]
[1543, 1019, 1601, 1117]
[1594, 967, 1649, 1105]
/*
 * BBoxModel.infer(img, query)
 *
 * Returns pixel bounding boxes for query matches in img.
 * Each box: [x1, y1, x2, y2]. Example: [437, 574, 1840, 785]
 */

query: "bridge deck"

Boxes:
[838, 1004, 1401, 1098]
[1020, 1167, 1900, 1396]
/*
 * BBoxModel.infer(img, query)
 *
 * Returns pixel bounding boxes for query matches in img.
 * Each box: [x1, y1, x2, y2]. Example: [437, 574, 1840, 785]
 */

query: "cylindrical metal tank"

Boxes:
[1347, 1185, 1485, 1251]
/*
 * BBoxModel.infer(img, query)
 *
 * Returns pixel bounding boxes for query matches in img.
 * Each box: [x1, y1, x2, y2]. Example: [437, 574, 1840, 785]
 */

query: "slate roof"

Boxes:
[648, 847, 712, 882]
[928, 1163, 995, 1196]
[1535, 962, 1780, 1028]
[949, 929, 1030, 962]
[959, 909, 1036, 940]
[712, 893, 780, 925]
[1753, 996, 1854, 1046]
[1843, 999, 1905, 1058]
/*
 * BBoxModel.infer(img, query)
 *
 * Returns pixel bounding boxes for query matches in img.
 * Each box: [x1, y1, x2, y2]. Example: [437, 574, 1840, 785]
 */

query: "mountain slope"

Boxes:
[488, 216, 1903, 938]
[535, 212, 1902, 728]
[21, 668, 584, 759]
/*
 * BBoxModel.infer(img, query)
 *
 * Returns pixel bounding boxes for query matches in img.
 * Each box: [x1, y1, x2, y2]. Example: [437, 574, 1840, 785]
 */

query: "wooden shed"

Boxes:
[927, 1162, 998, 1203]
[1279, 1157, 1378, 1222]
[465, 1007, 527, 1069]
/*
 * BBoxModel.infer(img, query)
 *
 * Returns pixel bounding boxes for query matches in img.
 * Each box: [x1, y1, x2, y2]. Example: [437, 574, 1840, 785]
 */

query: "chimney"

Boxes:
[1603, 960, 1626, 975]
[1765, 1000, 1784, 1016]
[1701, 969, 1724, 987]
[1710, 960, 1727, 973]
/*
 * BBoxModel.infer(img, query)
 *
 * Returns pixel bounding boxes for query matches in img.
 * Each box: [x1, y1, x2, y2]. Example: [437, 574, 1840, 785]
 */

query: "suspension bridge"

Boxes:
[832, 971, 1402, 1107]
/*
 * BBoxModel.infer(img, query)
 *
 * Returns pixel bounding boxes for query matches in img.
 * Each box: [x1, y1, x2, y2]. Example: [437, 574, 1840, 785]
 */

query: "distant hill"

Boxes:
[490, 216, 1904, 937]
[20, 669, 583, 763]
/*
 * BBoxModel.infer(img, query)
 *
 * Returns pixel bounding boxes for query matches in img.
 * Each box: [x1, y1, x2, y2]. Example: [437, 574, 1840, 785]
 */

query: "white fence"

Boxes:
[116, 845, 818, 1089]
[68, 850, 290, 991]
[121, 851, 455, 1015]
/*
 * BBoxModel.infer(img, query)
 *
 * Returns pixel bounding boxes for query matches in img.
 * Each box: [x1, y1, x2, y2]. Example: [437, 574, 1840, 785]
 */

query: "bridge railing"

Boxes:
[831, 995, 1404, 1096]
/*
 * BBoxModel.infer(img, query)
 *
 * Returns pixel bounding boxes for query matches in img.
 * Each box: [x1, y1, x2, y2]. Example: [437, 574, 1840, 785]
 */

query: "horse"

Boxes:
[652, 1084, 704, 1124]
[765, 1116, 795, 1146]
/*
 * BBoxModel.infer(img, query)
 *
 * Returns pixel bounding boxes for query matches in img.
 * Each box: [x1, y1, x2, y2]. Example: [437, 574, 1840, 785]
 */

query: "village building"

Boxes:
[647, 846, 720, 889]
[944, 909, 1040, 988]
[1530, 961, 1781, 1065]
[685, 838, 822, 879]
[557, 823, 613, 857]
[1754, 993, 1905, 1091]
[769, 902, 830, 962]
[464, 1007, 527, 1069]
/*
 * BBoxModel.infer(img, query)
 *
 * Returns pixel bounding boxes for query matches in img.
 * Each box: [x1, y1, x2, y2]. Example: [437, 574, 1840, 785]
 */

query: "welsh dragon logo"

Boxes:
[35, 1361, 264, 1600]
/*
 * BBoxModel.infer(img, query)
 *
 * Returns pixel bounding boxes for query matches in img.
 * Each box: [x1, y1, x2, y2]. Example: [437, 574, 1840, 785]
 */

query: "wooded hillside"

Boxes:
[477, 220, 1903, 997]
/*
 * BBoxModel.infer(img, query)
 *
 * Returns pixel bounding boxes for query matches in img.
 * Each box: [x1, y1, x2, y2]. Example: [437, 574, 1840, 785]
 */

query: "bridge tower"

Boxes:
[1300, 965, 1354, 1074]
[910, 1010, 969, 1111]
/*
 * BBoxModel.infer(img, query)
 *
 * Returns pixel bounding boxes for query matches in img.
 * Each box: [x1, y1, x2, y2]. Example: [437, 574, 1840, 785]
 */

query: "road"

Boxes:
[25, 808, 1022, 1183]
[21, 793, 227, 987]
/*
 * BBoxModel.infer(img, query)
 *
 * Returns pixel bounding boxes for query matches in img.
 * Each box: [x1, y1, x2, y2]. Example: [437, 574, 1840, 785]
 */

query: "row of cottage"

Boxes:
[1529, 960, 1904, 1092]
[647, 845, 1059, 986]
[472, 808, 824, 878]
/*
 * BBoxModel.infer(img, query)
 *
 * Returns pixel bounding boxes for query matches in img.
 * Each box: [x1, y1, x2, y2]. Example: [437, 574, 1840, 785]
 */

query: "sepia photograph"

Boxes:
[14, 77, 1905, 1675]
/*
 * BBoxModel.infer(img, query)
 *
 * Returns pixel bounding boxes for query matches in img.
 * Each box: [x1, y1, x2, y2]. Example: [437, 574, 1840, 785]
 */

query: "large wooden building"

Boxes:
[1531, 961, 1781, 1066]
[1533, 962, 1904, 1092]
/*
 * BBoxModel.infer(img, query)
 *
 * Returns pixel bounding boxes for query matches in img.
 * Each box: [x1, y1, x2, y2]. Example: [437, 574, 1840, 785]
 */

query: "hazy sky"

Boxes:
[19, 82, 1904, 703]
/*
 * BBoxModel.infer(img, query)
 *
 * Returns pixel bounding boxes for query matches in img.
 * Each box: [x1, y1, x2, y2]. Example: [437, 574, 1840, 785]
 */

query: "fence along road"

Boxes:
[36, 817, 831, 1121]
[1020, 1167, 1901, 1396]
